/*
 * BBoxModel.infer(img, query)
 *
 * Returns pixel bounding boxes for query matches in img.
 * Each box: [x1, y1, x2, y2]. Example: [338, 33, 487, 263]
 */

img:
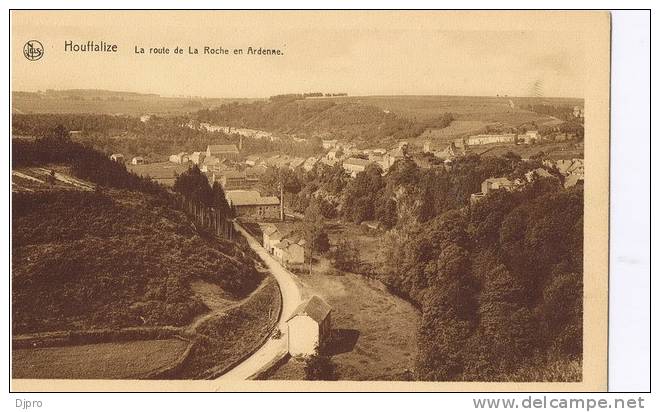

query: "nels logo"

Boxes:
[23, 40, 44, 61]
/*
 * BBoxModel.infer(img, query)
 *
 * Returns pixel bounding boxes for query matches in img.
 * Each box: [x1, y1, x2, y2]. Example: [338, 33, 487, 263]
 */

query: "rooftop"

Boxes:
[287, 295, 332, 324]
[207, 144, 239, 154]
[226, 190, 280, 207]
[344, 158, 371, 167]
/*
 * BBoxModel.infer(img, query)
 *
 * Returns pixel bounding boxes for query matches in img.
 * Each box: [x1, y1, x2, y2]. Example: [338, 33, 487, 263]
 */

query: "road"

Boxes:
[214, 221, 302, 382]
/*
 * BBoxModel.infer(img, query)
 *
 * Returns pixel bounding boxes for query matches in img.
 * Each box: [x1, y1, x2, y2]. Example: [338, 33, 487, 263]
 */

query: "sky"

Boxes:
[11, 11, 588, 98]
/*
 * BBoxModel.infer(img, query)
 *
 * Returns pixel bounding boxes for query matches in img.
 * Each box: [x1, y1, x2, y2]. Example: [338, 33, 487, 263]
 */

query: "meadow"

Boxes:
[12, 339, 190, 379]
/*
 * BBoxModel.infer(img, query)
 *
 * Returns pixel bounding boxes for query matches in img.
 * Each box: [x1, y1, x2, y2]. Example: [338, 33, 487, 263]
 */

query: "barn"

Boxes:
[286, 296, 332, 357]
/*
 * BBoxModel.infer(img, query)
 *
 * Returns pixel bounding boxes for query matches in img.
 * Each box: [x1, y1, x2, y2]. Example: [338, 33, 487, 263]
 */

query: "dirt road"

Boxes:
[214, 221, 302, 383]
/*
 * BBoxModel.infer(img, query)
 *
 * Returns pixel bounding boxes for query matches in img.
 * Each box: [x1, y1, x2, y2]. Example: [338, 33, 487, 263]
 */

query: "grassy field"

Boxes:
[13, 338, 190, 379]
[473, 141, 584, 160]
[12, 90, 258, 115]
[265, 223, 420, 381]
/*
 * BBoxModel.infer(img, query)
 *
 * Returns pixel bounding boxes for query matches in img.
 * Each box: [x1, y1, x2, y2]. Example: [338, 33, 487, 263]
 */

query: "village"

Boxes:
[117, 109, 585, 230]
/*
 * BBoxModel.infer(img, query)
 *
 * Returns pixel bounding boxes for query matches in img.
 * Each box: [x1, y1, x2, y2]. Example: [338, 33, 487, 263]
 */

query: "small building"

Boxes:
[131, 156, 145, 165]
[206, 144, 240, 160]
[303, 156, 319, 172]
[245, 155, 262, 167]
[169, 152, 189, 164]
[189, 151, 206, 165]
[289, 157, 306, 170]
[262, 226, 282, 252]
[286, 296, 332, 357]
[564, 173, 585, 188]
[216, 170, 245, 190]
[466, 134, 517, 146]
[470, 177, 517, 205]
[273, 239, 305, 266]
[110, 153, 124, 163]
[520, 130, 540, 145]
[343, 158, 371, 177]
[225, 190, 280, 219]
[322, 139, 338, 150]
[524, 168, 556, 182]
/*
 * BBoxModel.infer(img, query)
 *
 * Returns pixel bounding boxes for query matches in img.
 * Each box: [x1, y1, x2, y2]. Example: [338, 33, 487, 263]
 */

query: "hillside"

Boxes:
[12, 132, 263, 335]
[12, 185, 262, 334]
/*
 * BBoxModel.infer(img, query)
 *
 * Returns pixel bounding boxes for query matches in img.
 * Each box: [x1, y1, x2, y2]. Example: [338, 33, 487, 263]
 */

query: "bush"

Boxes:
[304, 352, 338, 381]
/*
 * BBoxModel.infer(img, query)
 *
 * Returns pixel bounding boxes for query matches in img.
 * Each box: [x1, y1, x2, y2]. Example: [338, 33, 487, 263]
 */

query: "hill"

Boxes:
[12, 132, 263, 334]
[12, 89, 259, 115]
[12, 186, 262, 334]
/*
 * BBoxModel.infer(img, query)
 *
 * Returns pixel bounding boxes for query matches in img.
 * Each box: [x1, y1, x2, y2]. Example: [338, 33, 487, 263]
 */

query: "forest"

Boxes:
[194, 99, 454, 143]
[263, 152, 582, 381]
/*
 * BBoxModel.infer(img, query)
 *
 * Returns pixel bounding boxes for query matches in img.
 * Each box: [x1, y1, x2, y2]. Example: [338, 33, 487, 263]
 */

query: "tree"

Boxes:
[330, 239, 360, 272]
[304, 352, 338, 381]
[173, 166, 214, 207]
[300, 199, 328, 271]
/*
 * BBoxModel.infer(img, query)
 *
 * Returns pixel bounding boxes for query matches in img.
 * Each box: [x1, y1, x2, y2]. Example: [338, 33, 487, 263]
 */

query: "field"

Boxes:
[126, 161, 190, 186]
[12, 90, 258, 115]
[473, 141, 584, 160]
[263, 223, 420, 381]
[13, 338, 190, 379]
[316, 95, 582, 122]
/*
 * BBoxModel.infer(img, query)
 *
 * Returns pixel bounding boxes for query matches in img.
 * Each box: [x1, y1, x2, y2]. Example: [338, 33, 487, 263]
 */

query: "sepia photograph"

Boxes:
[9, 10, 611, 392]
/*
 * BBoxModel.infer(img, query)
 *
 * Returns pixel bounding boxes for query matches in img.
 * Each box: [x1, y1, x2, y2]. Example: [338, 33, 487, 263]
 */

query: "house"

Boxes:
[524, 168, 556, 182]
[470, 177, 517, 204]
[225, 190, 280, 219]
[303, 156, 319, 172]
[289, 157, 306, 170]
[245, 155, 261, 167]
[520, 130, 540, 145]
[189, 151, 206, 165]
[206, 144, 240, 160]
[110, 153, 124, 163]
[140, 114, 152, 123]
[201, 155, 225, 172]
[564, 173, 584, 188]
[573, 106, 584, 118]
[322, 139, 338, 149]
[467, 134, 517, 146]
[131, 156, 145, 165]
[388, 146, 407, 162]
[272, 238, 305, 266]
[262, 226, 282, 252]
[343, 158, 371, 177]
[218, 170, 250, 190]
[286, 296, 332, 356]
[169, 152, 189, 164]
[370, 153, 394, 171]
[434, 142, 462, 159]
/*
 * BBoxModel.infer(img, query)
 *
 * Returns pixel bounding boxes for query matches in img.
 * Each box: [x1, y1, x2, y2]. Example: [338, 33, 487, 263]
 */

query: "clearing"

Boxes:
[261, 222, 420, 381]
[12, 338, 189, 379]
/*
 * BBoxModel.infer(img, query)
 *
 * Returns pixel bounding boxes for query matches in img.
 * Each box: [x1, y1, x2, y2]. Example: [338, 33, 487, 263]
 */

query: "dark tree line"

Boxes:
[380, 179, 583, 381]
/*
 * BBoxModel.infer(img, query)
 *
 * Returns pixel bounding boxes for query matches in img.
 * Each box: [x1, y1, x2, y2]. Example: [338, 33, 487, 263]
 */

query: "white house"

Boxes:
[110, 153, 124, 163]
[287, 296, 332, 357]
[131, 156, 145, 165]
[322, 139, 338, 149]
[262, 226, 281, 251]
[169, 152, 190, 164]
[189, 151, 206, 165]
[343, 158, 371, 177]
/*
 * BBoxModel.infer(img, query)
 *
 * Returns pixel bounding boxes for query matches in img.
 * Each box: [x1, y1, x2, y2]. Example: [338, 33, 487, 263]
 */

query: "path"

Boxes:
[213, 221, 302, 383]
